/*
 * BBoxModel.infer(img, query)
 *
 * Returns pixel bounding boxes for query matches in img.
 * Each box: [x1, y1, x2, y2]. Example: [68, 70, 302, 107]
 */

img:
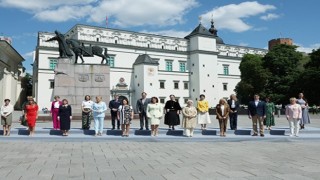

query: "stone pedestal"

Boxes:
[54, 58, 110, 113]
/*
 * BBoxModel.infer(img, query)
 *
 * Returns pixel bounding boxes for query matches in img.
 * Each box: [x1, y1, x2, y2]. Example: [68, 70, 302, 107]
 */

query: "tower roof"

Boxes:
[184, 23, 213, 39]
[133, 54, 159, 66]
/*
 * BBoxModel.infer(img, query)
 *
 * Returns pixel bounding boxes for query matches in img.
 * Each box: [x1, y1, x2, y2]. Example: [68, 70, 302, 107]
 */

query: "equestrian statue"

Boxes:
[46, 30, 109, 64]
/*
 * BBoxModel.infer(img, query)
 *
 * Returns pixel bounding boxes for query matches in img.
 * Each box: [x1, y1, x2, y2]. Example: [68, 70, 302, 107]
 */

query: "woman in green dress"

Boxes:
[264, 97, 275, 130]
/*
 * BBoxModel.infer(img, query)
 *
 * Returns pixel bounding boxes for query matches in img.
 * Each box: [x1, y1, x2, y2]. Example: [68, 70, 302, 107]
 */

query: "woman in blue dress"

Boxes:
[296, 93, 310, 129]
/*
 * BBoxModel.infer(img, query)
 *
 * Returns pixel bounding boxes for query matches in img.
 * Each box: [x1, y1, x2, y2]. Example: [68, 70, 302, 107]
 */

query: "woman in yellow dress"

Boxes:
[197, 94, 211, 130]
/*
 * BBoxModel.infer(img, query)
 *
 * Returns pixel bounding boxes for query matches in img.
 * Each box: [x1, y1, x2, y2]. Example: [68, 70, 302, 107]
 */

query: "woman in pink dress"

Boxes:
[50, 96, 62, 130]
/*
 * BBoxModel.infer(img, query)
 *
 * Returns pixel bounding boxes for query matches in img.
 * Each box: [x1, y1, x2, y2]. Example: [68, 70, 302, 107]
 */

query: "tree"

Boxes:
[235, 54, 270, 104]
[262, 44, 303, 104]
[298, 48, 320, 105]
[21, 73, 33, 97]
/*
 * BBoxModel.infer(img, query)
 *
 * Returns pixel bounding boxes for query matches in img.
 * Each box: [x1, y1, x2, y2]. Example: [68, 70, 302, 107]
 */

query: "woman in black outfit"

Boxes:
[58, 99, 72, 136]
[164, 95, 182, 130]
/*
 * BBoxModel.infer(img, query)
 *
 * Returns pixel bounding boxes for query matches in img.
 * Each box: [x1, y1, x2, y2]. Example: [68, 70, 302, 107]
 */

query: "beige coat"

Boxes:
[182, 106, 197, 129]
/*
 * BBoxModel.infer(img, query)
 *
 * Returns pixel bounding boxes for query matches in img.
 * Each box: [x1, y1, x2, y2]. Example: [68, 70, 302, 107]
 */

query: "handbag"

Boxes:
[20, 115, 27, 126]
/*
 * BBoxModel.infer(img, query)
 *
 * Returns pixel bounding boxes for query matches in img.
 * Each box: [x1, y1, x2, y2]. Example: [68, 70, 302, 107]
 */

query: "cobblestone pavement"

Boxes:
[0, 112, 319, 180]
[1, 141, 320, 180]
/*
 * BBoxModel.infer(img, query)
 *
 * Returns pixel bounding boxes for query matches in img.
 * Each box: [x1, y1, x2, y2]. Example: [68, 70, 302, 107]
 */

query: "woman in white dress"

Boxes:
[146, 97, 163, 136]
[197, 94, 211, 130]
[182, 100, 197, 137]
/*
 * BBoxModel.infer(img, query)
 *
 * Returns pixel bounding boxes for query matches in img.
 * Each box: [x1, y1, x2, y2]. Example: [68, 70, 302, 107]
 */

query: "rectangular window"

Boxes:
[174, 82, 179, 89]
[223, 83, 228, 91]
[184, 98, 189, 104]
[49, 80, 54, 89]
[160, 98, 165, 104]
[223, 65, 229, 75]
[179, 62, 186, 72]
[107, 56, 115, 67]
[184, 82, 189, 90]
[49, 59, 57, 70]
[160, 81, 165, 89]
[165, 60, 173, 71]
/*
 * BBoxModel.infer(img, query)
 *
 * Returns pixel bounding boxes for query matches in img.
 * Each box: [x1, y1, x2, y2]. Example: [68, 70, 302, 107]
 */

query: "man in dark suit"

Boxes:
[109, 94, 121, 130]
[248, 94, 266, 137]
[136, 92, 151, 130]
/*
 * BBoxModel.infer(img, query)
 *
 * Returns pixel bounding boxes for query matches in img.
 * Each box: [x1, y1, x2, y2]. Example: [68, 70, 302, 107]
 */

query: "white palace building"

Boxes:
[34, 21, 267, 111]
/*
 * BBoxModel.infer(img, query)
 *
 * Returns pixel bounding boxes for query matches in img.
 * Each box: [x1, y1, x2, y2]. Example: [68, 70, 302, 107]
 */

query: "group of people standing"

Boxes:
[2, 91, 311, 138]
[247, 93, 311, 137]
[82, 94, 132, 137]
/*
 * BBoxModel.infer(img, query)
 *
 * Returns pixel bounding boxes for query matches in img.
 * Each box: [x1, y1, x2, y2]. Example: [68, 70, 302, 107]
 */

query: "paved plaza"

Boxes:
[0, 112, 320, 179]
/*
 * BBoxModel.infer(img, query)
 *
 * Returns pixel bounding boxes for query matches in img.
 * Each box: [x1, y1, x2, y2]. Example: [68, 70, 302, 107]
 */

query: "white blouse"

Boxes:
[82, 100, 93, 109]
[220, 105, 225, 116]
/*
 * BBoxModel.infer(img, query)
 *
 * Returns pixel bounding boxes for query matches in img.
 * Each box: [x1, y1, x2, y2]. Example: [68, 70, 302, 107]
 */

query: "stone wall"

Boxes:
[54, 58, 110, 113]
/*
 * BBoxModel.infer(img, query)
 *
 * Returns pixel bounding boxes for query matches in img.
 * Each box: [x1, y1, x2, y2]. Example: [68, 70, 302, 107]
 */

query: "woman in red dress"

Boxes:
[25, 97, 38, 136]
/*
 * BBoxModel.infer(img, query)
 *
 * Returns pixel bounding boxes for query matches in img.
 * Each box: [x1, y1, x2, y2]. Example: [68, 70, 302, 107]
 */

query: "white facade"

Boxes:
[34, 24, 267, 111]
[0, 40, 25, 109]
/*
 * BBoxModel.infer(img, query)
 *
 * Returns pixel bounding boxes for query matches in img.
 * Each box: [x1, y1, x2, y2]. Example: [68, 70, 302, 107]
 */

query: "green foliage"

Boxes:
[236, 44, 309, 105]
[21, 73, 33, 96]
[298, 48, 320, 105]
[235, 54, 270, 104]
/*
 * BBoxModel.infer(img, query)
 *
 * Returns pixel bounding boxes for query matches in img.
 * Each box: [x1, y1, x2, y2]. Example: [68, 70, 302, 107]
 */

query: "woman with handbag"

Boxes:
[146, 97, 163, 136]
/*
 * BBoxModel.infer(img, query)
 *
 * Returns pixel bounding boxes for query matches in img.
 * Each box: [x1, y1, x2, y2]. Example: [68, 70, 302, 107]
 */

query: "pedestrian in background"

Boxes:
[296, 93, 310, 129]
[227, 94, 240, 130]
[50, 96, 62, 130]
[216, 99, 230, 137]
[286, 97, 302, 137]
[25, 97, 38, 136]
[81, 95, 94, 130]
[58, 99, 72, 136]
[118, 98, 133, 137]
[197, 94, 211, 130]
[264, 97, 275, 130]
[182, 100, 197, 137]
[164, 95, 182, 130]
[92, 96, 107, 136]
[1, 99, 14, 136]
[146, 97, 163, 136]
[109, 94, 121, 130]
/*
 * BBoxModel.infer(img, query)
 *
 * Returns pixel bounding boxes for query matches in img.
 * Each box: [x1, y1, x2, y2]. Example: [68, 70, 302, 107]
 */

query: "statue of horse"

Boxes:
[66, 39, 109, 64]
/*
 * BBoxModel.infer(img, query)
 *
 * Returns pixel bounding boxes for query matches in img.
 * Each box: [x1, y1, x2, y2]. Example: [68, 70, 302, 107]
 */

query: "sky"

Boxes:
[0, 0, 320, 73]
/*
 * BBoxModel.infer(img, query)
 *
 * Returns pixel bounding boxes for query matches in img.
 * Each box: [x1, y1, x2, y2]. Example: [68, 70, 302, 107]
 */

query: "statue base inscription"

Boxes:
[53, 58, 110, 113]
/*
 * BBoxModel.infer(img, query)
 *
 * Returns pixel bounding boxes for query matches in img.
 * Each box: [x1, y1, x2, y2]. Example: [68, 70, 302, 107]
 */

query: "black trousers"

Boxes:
[111, 111, 120, 129]
[139, 111, 148, 129]
[229, 112, 238, 130]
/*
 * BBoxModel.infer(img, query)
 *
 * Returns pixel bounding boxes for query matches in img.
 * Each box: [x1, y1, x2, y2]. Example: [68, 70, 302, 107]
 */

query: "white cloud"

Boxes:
[0, 0, 96, 11]
[200, 1, 276, 32]
[140, 29, 191, 38]
[0, 0, 198, 27]
[23, 51, 34, 58]
[260, 13, 280, 21]
[295, 43, 320, 53]
[239, 42, 249, 47]
[89, 0, 198, 27]
[34, 5, 93, 22]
